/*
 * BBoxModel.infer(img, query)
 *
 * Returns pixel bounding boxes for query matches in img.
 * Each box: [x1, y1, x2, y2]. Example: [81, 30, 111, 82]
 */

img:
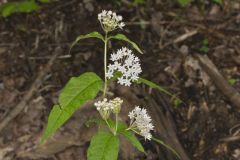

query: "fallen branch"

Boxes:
[0, 47, 62, 133]
[196, 54, 240, 110]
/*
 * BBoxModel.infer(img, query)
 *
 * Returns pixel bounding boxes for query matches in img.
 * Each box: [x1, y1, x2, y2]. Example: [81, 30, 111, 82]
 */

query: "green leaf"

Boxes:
[212, 0, 222, 4]
[0, 1, 39, 17]
[228, 79, 238, 85]
[117, 122, 145, 153]
[173, 97, 182, 108]
[108, 34, 143, 54]
[87, 131, 119, 160]
[152, 137, 180, 159]
[18, 0, 39, 13]
[177, 0, 192, 6]
[1, 3, 17, 17]
[137, 77, 183, 106]
[39, 0, 51, 3]
[85, 119, 144, 153]
[200, 46, 209, 53]
[200, 39, 209, 53]
[70, 31, 104, 52]
[41, 72, 103, 143]
[137, 77, 173, 96]
[133, 0, 145, 5]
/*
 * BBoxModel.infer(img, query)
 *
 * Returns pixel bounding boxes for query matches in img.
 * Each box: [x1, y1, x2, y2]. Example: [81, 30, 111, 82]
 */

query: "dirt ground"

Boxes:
[0, 0, 240, 160]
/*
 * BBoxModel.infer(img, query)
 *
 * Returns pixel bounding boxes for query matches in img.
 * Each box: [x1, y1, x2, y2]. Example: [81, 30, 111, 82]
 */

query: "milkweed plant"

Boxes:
[41, 10, 180, 160]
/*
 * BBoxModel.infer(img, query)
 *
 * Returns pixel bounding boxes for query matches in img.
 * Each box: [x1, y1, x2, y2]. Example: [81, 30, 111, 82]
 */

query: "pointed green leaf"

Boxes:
[70, 31, 104, 52]
[87, 131, 119, 160]
[41, 72, 103, 143]
[152, 137, 180, 159]
[117, 122, 145, 153]
[108, 34, 143, 54]
[137, 77, 173, 96]
[137, 77, 183, 106]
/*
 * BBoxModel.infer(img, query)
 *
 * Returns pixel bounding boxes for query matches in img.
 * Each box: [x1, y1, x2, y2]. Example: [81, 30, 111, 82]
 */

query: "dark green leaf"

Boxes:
[177, 0, 192, 6]
[87, 131, 119, 160]
[212, 0, 222, 4]
[118, 122, 145, 153]
[200, 46, 209, 53]
[70, 31, 104, 52]
[133, 0, 145, 5]
[137, 77, 173, 96]
[41, 72, 103, 143]
[108, 34, 143, 54]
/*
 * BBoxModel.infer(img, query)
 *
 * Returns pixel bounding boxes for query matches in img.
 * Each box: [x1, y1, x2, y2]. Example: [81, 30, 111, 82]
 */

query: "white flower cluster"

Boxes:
[106, 47, 142, 86]
[98, 10, 125, 32]
[128, 106, 154, 140]
[94, 97, 123, 119]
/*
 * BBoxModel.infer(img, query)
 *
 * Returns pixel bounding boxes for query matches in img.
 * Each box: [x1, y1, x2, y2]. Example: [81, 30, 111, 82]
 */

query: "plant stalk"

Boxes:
[115, 114, 118, 135]
[152, 137, 181, 159]
[103, 32, 108, 97]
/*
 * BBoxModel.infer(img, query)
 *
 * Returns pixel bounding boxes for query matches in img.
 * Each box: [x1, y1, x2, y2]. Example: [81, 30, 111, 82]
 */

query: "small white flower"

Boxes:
[106, 70, 114, 78]
[119, 22, 125, 29]
[107, 47, 142, 86]
[128, 106, 154, 140]
[117, 15, 122, 21]
[109, 97, 123, 113]
[94, 98, 111, 119]
[94, 97, 123, 118]
[98, 10, 125, 32]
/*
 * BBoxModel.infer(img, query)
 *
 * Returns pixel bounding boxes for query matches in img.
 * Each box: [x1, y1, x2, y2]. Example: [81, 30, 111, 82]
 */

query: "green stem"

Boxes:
[115, 114, 118, 135]
[128, 128, 141, 135]
[152, 137, 181, 159]
[103, 32, 108, 97]
[104, 119, 113, 133]
[128, 129, 180, 158]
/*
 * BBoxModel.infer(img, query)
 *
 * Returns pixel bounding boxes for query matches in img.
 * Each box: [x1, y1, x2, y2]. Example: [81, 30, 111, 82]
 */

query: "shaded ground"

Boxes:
[0, 0, 240, 159]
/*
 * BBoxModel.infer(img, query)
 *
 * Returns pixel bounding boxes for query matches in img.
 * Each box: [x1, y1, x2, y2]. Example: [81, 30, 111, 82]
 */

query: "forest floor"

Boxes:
[0, 0, 240, 160]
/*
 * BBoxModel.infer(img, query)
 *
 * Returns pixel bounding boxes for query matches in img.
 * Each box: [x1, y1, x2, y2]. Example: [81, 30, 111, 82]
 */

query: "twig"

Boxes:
[162, 30, 198, 48]
[19, 54, 71, 60]
[0, 47, 62, 133]
[220, 136, 240, 142]
[196, 54, 240, 110]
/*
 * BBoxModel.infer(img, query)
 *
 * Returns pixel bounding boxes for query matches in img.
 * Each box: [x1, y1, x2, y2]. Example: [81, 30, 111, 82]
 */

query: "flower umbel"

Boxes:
[94, 98, 111, 120]
[128, 106, 154, 140]
[94, 97, 123, 119]
[98, 10, 125, 32]
[109, 97, 123, 114]
[106, 47, 142, 86]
